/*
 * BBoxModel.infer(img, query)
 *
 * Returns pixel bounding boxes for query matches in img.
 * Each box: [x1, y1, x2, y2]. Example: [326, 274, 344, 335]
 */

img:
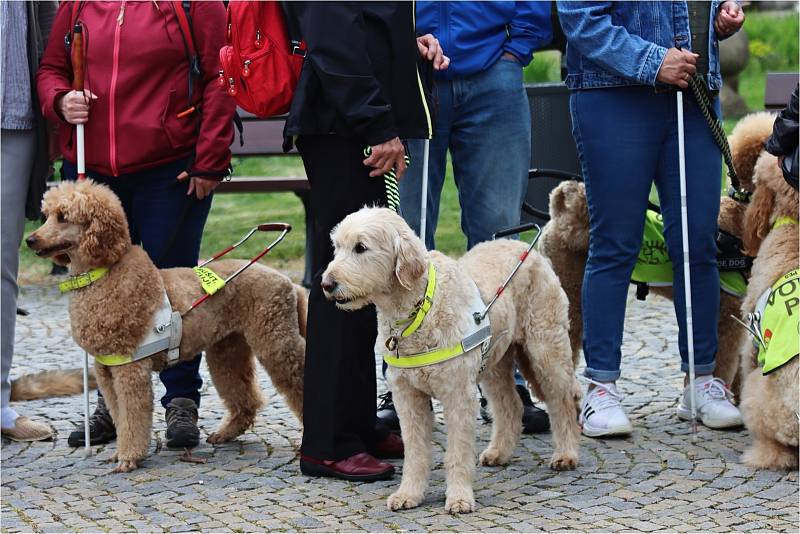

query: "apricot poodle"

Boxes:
[738, 151, 799, 470]
[322, 207, 580, 514]
[27, 180, 306, 472]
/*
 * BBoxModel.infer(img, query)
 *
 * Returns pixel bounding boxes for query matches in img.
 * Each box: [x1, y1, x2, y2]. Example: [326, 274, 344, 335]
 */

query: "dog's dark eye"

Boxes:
[57, 213, 67, 223]
[354, 242, 367, 254]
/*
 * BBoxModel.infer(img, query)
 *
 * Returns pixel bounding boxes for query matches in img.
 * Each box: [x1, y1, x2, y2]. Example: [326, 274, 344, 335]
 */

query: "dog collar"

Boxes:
[773, 216, 799, 230]
[59, 267, 109, 293]
[392, 261, 436, 340]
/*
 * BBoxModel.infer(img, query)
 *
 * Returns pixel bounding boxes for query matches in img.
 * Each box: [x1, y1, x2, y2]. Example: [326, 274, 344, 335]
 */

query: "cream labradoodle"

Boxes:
[322, 207, 580, 514]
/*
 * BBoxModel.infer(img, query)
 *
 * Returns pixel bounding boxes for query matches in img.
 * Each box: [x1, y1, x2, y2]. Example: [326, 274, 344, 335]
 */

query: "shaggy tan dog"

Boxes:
[738, 152, 799, 470]
[322, 207, 580, 514]
[27, 180, 306, 472]
[539, 112, 777, 395]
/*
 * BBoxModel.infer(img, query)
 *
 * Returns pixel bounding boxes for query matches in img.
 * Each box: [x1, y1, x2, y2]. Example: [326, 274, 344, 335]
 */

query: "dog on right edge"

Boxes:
[738, 150, 799, 470]
[322, 207, 580, 514]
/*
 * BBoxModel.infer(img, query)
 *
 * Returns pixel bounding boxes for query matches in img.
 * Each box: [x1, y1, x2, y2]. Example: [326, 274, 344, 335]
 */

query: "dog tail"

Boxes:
[9, 368, 97, 401]
[729, 111, 777, 192]
[294, 284, 308, 338]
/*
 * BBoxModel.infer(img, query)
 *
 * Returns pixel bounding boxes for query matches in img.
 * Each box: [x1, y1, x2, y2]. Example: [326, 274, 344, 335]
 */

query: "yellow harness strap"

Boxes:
[394, 262, 436, 338]
[193, 266, 226, 295]
[384, 342, 466, 369]
[94, 354, 133, 366]
[58, 267, 109, 293]
[773, 216, 799, 230]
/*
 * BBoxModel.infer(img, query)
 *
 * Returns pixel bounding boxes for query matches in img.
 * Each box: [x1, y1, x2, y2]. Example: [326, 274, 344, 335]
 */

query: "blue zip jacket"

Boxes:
[415, 1, 552, 79]
[557, 1, 729, 91]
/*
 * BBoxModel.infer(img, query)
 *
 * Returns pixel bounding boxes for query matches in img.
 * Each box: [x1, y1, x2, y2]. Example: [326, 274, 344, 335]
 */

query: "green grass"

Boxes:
[18, 11, 797, 282]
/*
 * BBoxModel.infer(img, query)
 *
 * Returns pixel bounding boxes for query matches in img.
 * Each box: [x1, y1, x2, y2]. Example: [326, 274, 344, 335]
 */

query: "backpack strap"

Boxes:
[171, 0, 201, 105]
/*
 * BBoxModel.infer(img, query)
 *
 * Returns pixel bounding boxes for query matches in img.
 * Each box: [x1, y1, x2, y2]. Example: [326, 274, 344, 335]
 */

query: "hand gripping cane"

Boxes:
[71, 22, 91, 455]
[677, 91, 698, 438]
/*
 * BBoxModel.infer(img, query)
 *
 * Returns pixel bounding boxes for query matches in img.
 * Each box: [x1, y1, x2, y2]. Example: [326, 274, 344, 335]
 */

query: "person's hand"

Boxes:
[417, 34, 449, 71]
[715, 1, 745, 37]
[363, 137, 407, 180]
[502, 52, 521, 64]
[656, 48, 698, 88]
[56, 90, 96, 124]
[177, 171, 219, 199]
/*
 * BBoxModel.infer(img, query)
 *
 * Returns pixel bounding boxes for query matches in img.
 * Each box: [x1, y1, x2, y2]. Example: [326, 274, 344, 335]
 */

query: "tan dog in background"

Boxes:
[322, 207, 580, 514]
[738, 151, 799, 470]
[27, 180, 306, 472]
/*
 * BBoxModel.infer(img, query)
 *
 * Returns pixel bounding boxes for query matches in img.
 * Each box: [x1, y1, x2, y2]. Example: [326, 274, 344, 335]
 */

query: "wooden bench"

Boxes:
[764, 72, 797, 110]
[218, 110, 313, 287]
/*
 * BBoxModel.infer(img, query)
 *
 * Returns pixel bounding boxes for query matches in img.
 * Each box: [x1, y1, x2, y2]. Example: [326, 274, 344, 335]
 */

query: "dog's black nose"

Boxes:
[25, 235, 37, 248]
[321, 277, 337, 293]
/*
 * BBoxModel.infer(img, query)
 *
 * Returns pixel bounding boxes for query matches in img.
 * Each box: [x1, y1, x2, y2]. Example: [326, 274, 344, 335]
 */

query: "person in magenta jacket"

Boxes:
[36, 0, 235, 449]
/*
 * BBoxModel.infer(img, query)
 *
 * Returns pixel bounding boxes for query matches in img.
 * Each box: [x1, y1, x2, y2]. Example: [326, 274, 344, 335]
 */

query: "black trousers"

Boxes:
[297, 134, 390, 460]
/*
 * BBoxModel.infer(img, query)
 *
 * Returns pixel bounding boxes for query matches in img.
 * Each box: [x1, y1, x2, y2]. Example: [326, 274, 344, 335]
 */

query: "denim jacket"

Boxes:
[557, 1, 729, 91]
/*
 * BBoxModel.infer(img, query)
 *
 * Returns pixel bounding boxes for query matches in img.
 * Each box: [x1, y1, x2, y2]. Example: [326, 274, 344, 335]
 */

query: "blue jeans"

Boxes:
[400, 57, 531, 250]
[570, 87, 721, 382]
[62, 159, 211, 408]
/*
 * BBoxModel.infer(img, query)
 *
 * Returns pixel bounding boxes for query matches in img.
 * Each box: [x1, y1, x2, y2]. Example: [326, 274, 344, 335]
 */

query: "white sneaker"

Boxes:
[677, 376, 743, 429]
[580, 380, 633, 437]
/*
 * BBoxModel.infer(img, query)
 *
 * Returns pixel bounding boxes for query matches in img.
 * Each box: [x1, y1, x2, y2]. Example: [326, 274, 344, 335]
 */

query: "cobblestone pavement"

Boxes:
[2, 284, 798, 532]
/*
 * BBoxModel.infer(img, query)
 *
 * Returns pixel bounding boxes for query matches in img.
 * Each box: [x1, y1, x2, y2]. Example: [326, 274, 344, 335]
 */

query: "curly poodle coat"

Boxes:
[738, 152, 799, 470]
[322, 207, 580, 514]
[28, 180, 306, 472]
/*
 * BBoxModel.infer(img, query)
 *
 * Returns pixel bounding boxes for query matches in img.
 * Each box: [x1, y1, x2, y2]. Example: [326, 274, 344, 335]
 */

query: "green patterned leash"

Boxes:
[686, 74, 750, 203]
[364, 146, 409, 213]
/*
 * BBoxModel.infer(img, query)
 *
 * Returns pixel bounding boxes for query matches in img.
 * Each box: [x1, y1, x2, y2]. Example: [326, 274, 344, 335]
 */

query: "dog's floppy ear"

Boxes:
[74, 186, 131, 267]
[394, 227, 426, 290]
[742, 183, 775, 256]
[549, 183, 568, 219]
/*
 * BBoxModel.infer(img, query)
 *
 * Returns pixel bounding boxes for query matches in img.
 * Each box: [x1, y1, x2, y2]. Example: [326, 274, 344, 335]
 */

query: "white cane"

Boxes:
[676, 91, 698, 438]
[71, 22, 92, 456]
[78, 119, 91, 458]
[419, 139, 430, 246]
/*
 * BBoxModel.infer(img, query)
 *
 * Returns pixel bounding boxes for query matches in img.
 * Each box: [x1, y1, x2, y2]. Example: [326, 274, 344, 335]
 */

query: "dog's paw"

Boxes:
[550, 452, 578, 471]
[207, 431, 236, 444]
[111, 459, 138, 473]
[387, 491, 422, 511]
[444, 495, 475, 515]
[479, 447, 511, 466]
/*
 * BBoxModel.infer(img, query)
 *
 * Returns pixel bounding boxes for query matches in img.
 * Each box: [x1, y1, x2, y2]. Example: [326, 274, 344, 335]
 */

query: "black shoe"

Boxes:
[518, 384, 550, 434]
[67, 396, 117, 447]
[165, 398, 200, 449]
[376, 391, 400, 432]
[479, 395, 493, 423]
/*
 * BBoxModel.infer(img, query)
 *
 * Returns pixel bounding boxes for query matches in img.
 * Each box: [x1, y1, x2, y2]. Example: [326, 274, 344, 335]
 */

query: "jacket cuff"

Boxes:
[43, 88, 71, 124]
[363, 113, 399, 147]
[503, 44, 533, 68]
[642, 44, 668, 86]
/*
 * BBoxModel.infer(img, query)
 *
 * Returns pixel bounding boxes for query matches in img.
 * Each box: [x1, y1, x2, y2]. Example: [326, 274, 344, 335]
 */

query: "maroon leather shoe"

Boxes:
[368, 431, 404, 459]
[300, 452, 395, 482]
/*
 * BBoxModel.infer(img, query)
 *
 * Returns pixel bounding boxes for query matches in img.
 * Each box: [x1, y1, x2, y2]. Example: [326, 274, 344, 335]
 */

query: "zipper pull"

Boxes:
[255, 30, 262, 49]
[242, 60, 251, 78]
[217, 70, 225, 86]
[227, 77, 237, 96]
[117, 2, 126, 25]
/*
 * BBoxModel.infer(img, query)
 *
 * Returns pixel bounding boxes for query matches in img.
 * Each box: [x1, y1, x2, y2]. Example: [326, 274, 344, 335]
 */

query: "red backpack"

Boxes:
[218, 0, 305, 118]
